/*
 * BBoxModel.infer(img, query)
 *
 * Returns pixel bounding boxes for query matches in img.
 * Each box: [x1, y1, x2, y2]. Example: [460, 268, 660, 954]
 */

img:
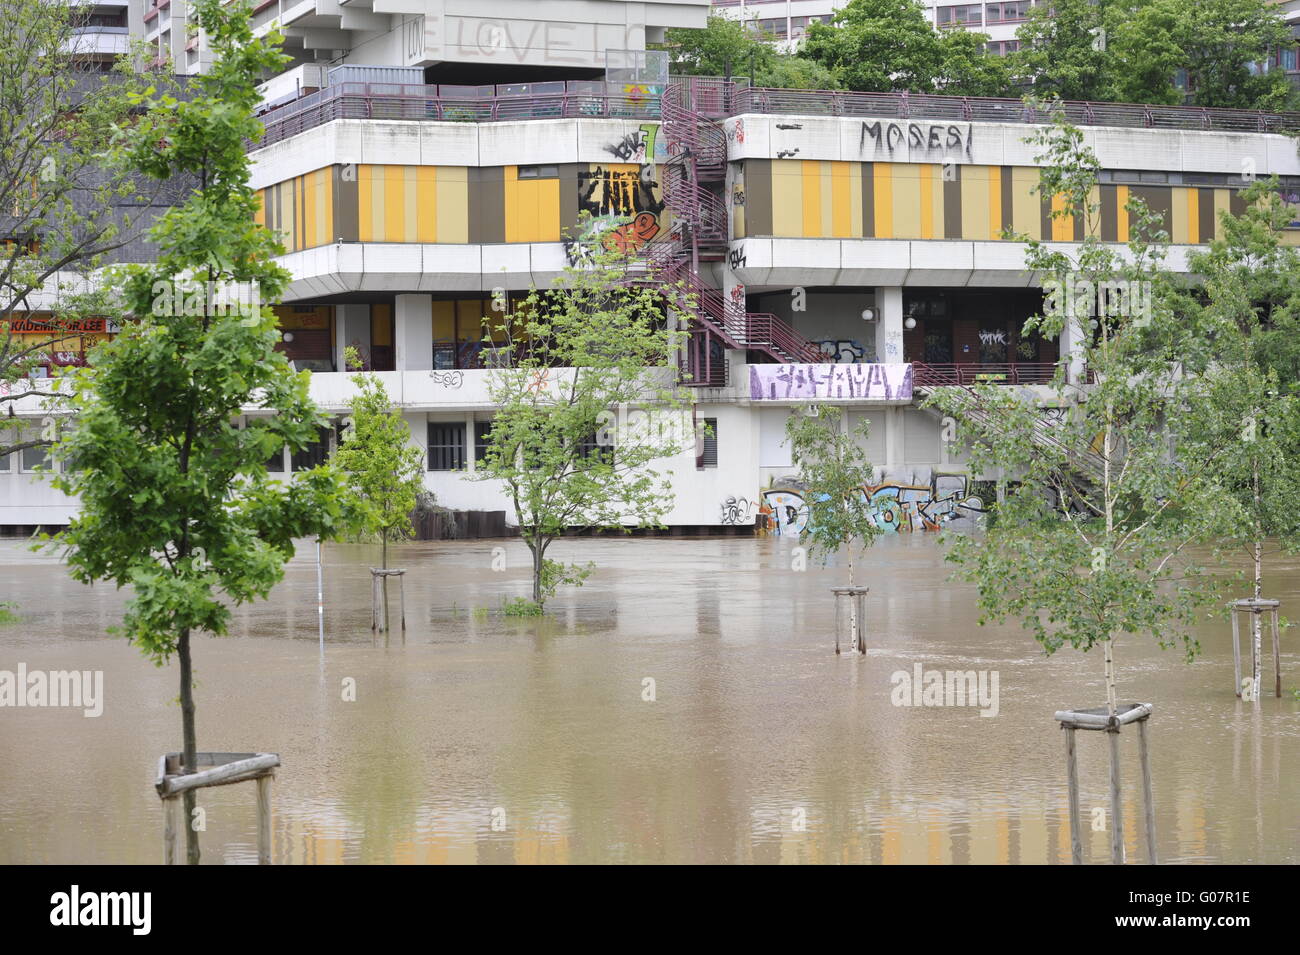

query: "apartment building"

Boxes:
[4, 0, 1300, 534]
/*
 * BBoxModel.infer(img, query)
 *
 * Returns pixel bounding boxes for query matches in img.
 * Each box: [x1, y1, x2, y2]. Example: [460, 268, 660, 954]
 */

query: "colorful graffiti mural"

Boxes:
[749, 363, 913, 401]
[759, 472, 987, 535]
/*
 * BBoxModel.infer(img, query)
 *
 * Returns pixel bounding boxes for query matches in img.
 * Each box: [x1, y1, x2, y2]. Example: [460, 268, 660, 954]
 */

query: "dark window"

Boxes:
[428, 422, 466, 470]
[21, 444, 49, 472]
[574, 429, 610, 464]
[0, 450, 10, 471]
[699, 417, 718, 469]
[291, 427, 331, 472]
[474, 421, 493, 462]
[266, 446, 285, 472]
[517, 165, 559, 179]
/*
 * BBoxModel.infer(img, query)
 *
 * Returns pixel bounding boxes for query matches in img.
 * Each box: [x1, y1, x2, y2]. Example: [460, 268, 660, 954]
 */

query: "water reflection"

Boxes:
[0, 536, 1295, 864]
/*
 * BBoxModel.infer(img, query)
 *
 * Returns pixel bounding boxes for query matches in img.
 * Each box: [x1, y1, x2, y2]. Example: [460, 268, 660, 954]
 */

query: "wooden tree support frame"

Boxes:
[370, 567, 407, 634]
[155, 751, 280, 865]
[1054, 703, 1155, 866]
[1230, 598, 1282, 699]
[830, 586, 869, 655]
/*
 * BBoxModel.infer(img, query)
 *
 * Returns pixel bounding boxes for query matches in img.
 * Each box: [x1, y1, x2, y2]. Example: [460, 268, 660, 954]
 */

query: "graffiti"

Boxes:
[429, 370, 465, 388]
[526, 368, 552, 393]
[727, 245, 747, 270]
[775, 122, 802, 131]
[761, 473, 987, 536]
[604, 124, 660, 163]
[719, 495, 757, 525]
[978, 329, 1008, 346]
[812, 339, 867, 364]
[578, 165, 664, 218]
[731, 184, 746, 207]
[726, 118, 746, 144]
[776, 149, 800, 159]
[749, 363, 912, 401]
[562, 210, 662, 265]
[729, 284, 746, 310]
[859, 121, 974, 162]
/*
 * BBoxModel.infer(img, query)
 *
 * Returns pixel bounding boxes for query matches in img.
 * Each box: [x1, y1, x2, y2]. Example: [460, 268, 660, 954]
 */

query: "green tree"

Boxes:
[662, 13, 838, 89]
[784, 405, 882, 653]
[803, 0, 946, 93]
[0, 0, 166, 458]
[925, 107, 1245, 717]
[1179, 0, 1293, 110]
[48, 0, 350, 864]
[474, 242, 690, 611]
[1104, 0, 1186, 106]
[936, 28, 1014, 97]
[1181, 179, 1300, 698]
[333, 353, 427, 627]
[1011, 0, 1113, 102]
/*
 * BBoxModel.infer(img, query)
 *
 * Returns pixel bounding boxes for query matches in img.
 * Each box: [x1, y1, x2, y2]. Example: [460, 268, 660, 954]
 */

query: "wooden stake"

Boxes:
[162, 796, 177, 866]
[1137, 717, 1157, 865]
[1107, 726, 1124, 865]
[1231, 610, 1242, 698]
[399, 574, 406, 633]
[1271, 608, 1282, 699]
[1064, 726, 1082, 866]
[257, 775, 272, 865]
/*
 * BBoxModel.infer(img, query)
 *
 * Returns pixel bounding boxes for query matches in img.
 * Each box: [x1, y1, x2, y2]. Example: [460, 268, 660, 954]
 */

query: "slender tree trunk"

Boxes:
[178, 627, 199, 865]
[380, 532, 389, 633]
[531, 538, 543, 605]
[1252, 458, 1262, 703]
[847, 555, 858, 653]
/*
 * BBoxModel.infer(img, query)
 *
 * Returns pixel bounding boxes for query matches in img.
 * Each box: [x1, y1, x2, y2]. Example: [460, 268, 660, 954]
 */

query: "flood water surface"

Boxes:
[1, 535, 1296, 864]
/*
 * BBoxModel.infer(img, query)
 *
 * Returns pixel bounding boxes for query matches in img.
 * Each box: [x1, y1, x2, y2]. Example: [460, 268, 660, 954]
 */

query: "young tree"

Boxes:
[662, 14, 838, 90]
[1181, 179, 1300, 699]
[924, 107, 1246, 717]
[784, 405, 883, 653]
[0, 0, 166, 457]
[48, 0, 350, 864]
[474, 244, 690, 612]
[803, 0, 948, 93]
[1178, 0, 1293, 111]
[1011, 0, 1113, 102]
[333, 351, 427, 628]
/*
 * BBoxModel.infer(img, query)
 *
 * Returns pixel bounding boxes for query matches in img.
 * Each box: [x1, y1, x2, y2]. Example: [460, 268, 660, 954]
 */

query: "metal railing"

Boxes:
[254, 78, 1300, 148]
[912, 361, 1060, 387]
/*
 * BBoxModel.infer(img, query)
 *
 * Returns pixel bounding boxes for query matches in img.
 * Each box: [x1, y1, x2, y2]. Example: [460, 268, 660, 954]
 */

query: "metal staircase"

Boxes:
[648, 78, 822, 384]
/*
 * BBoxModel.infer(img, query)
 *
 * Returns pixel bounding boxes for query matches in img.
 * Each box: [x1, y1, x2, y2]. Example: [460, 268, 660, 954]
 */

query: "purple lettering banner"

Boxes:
[748, 363, 913, 401]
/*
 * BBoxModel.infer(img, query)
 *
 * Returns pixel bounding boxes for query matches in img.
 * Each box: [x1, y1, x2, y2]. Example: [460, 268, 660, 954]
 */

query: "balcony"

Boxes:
[912, 362, 1060, 387]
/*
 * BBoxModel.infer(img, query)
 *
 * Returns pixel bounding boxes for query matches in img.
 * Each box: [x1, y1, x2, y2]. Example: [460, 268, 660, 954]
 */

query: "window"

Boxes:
[291, 427, 331, 471]
[987, 0, 1031, 22]
[937, 4, 982, 26]
[0, 450, 10, 472]
[698, 418, 718, 469]
[574, 429, 612, 465]
[517, 165, 559, 179]
[428, 422, 466, 471]
[474, 421, 493, 463]
[21, 443, 49, 473]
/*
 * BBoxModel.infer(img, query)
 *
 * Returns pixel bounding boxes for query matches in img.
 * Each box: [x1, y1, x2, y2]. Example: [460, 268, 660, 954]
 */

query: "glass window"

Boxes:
[428, 422, 466, 471]
[699, 418, 718, 469]
[474, 421, 493, 463]
[291, 427, 331, 472]
[21, 443, 49, 472]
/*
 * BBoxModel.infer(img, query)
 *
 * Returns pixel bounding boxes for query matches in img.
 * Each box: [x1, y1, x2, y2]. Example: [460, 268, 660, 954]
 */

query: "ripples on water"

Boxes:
[0, 535, 1296, 863]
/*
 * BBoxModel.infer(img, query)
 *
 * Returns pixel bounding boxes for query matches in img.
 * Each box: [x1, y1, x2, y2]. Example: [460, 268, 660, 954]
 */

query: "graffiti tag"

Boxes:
[748, 363, 912, 401]
[860, 121, 974, 162]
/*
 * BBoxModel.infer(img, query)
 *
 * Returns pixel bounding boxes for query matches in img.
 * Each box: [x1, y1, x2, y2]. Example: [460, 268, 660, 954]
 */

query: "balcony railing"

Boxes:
[252, 78, 1300, 149]
[912, 361, 1060, 387]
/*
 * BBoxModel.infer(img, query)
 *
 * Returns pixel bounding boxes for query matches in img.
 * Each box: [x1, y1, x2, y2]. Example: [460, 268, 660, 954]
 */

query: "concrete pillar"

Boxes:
[876, 287, 904, 364]
[394, 294, 432, 372]
[885, 406, 905, 469]
[335, 304, 370, 371]
[1060, 309, 1087, 387]
[464, 412, 477, 474]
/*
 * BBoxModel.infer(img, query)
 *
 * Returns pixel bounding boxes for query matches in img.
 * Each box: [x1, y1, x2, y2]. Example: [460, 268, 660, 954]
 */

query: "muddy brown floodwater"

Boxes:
[0, 535, 1296, 864]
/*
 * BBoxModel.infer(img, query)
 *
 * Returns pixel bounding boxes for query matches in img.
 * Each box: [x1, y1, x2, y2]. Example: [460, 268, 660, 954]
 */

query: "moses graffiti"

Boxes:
[859, 121, 974, 162]
[759, 473, 986, 536]
[749, 363, 912, 401]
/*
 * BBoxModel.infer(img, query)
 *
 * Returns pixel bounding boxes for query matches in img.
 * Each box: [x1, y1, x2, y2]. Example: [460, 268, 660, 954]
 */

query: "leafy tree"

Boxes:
[474, 242, 690, 611]
[1178, 0, 1293, 110]
[1011, 0, 1112, 102]
[936, 29, 1014, 97]
[784, 405, 882, 653]
[0, 0, 166, 458]
[1103, 0, 1186, 106]
[662, 13, 838, 89]
[925, 107, 1245, 716]
[1181, 179, 1300, 698]
[48, 0, 350, 864]
[803, 0, 947, 93]
[333, 350, 427, 626]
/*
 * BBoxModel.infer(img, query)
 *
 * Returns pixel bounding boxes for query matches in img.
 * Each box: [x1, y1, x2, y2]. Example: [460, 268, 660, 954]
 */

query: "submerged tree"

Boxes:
[49, 0, 350, 864]
[474, 242, 691, 613]
[1181, 179, 1300, 699]
[333, 348, 427, 630]
[785, 405, 882, 653]
[925, 107, 1246, 716]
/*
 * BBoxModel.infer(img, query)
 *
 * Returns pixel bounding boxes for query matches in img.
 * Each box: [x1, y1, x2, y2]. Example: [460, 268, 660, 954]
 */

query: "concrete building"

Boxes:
[4, 0, 1300, 534]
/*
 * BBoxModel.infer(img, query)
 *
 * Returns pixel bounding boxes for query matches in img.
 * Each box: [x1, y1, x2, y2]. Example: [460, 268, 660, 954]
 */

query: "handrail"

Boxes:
[252, 79, 1300, 149]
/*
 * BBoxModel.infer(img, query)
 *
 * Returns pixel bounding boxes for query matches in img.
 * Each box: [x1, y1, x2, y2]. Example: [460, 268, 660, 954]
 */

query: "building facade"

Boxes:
[4, 0, 1300, 533]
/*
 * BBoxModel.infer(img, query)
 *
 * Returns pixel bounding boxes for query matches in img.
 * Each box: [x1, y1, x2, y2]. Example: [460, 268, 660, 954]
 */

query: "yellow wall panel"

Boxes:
[771, 162, 803, 237]
[1170, 186, 1189, 244]
[891, 163, 922, 239]
[1213, 188, 1230, 242]
[801, 160, 822, 237]
[384, 165, 405, 242]
[1117, 184, 1130, 242]
[437, 167, 468, 244]
[416, 167, 437, 243]
[961, 165, 991, 241]
[873, 162, 894, 238]
[1011, 167, 1040, 238]
[847, 163, 862, 237]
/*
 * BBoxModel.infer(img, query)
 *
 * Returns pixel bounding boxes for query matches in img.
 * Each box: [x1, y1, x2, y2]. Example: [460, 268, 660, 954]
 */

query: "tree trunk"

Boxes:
[178, 627, 200, 865]
[380, 532, 389, 633]
[531, 539, 543, 605]
[847, 555, 858, 653]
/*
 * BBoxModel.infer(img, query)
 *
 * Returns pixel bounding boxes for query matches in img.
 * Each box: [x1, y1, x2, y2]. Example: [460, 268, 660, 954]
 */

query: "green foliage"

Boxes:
[0, 602, 18, 625]
[784, 405, 882, 584]
[332, 362, 426, 566]
[662, 14, 837, 89]
[925, 106, 1248, 713]
[1010, 0, 1111, 101]
[501, 596, 544, 617]
[474, 234, 691, 609]
[0, 0, 171, 452]
[803, 0, 953, 93]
